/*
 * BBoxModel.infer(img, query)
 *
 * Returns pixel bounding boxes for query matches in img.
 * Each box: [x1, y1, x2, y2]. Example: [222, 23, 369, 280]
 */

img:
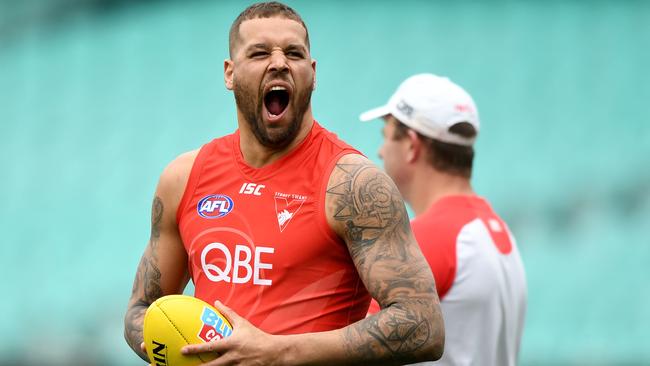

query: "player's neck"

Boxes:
[406, 166, 474, 216]
[237, 112, 314, 168]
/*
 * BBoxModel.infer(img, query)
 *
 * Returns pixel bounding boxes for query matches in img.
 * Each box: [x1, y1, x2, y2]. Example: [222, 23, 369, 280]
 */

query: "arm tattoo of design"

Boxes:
[124, 196, 165, 361]
[327, 162, 410, 270]
[151, 196, 163, 240]
[124, 300, 148, 360]
[327, 161, 440, 363]
[346, 300, 437, 363]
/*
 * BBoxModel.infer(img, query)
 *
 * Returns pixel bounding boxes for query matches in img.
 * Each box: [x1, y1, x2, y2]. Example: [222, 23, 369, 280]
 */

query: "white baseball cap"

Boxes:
[359, 73, 480, 146]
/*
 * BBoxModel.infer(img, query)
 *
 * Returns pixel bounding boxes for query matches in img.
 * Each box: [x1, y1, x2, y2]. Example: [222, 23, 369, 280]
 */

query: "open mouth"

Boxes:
[264, 86, 290, 118]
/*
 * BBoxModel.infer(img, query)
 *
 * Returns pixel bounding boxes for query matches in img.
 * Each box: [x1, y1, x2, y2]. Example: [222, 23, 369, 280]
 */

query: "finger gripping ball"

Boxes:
[143, 295, 233, 366]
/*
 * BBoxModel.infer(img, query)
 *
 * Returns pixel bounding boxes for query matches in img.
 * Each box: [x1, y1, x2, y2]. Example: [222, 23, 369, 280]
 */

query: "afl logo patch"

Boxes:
[197, 195, 234, 219]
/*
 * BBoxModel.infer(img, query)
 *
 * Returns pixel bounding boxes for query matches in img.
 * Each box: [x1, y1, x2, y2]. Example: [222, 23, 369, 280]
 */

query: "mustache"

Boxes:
[261, 71, 292, 88]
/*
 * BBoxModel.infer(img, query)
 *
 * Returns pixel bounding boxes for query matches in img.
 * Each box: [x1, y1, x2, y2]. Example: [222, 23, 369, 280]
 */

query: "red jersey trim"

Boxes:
[414, 196, 474, 300]
[472, 199, 513, 255]
[317, 149, 369, 322]
[231, 125, 316, 182]
[316, 151, 359, 247]
[315, 125, 365, 249]
[440, 228, 461, 300]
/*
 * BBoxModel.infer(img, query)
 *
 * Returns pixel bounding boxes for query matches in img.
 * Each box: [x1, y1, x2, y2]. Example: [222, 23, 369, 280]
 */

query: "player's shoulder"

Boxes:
[328, 153, 400, 186]
[327, 153, 385, 184]
[325, 153, 403, 219]
[414, 197, 478, 230]
[324, 152, 411, 251]
[163, 149, 199, 178]
[335, 152, 370, 165]
[157, 149, 200, 196]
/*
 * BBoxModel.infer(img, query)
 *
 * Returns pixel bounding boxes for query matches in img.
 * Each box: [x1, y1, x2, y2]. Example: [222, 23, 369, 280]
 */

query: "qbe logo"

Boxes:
[201, 243, 274, 286]
[197, 195, 234, 219]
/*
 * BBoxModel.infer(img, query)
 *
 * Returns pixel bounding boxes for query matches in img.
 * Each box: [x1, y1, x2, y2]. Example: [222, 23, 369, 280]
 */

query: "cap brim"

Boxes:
[359, 105, 391, 122]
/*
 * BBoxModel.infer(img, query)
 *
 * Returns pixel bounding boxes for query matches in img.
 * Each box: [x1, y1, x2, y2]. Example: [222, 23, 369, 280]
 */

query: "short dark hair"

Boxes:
[392, 121, 476, 179]
[229, 2, 310, 58]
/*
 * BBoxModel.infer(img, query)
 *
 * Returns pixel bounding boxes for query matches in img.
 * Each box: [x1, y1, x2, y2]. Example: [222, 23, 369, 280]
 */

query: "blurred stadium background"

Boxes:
[1, 0, 649, 365]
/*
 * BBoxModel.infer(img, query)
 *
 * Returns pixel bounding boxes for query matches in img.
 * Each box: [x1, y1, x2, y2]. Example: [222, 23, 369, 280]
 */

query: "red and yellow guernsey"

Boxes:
[177, 122, 370, 334]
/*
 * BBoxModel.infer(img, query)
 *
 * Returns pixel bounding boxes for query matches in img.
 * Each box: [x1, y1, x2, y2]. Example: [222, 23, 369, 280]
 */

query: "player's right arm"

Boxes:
[123, 151, 197, 362]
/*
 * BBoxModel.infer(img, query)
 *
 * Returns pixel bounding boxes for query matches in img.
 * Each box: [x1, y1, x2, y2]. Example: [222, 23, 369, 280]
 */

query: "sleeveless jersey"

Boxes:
[368, 195, 527, 366]
[176, 122, 371, 335]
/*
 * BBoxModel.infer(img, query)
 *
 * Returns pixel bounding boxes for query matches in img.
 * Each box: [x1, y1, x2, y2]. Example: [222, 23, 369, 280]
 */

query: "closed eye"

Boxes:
[286, 51, 304, 59]
[250, 51, 268, 58]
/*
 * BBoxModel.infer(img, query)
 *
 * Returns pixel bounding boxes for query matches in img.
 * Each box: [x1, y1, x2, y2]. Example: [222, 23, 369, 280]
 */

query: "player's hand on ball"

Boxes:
[181, 301, 284, 366]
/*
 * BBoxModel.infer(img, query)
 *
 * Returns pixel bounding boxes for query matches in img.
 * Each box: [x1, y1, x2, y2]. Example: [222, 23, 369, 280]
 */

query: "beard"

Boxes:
[233, 74, 313, 149]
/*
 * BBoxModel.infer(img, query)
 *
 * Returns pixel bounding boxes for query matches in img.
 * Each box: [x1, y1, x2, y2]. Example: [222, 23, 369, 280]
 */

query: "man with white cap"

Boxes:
[361, 73, 527, 366]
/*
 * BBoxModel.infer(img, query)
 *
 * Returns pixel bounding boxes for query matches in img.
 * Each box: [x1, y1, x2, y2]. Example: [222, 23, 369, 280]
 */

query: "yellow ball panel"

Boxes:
[143, 295, 232, 366]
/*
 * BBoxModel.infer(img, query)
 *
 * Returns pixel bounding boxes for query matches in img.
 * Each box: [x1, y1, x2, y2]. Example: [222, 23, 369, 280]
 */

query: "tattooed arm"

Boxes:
[123, 151, 197, 362]
[323, 153, 445, 364]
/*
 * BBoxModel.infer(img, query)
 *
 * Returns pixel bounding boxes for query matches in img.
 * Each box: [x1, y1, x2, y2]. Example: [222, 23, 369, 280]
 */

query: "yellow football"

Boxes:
[143, 295, 233, 366]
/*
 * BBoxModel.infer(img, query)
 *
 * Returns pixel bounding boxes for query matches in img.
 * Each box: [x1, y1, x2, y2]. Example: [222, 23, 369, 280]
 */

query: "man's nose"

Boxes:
[268, 50, 289, 72]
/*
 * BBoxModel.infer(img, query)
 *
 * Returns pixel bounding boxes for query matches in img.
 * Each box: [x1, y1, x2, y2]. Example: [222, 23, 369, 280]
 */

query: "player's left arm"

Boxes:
[321, 153, 445, 364]
[123, 152, 196, 362]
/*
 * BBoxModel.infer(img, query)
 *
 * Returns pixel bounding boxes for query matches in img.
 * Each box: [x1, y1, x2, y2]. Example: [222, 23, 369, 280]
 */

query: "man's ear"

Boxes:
[406, 129, 422, 163]
[311, 59, 317, 90]
[224, 59, 234, 90]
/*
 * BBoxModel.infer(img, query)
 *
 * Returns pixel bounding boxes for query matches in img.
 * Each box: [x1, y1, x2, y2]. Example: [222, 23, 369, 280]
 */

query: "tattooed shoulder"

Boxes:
[325, 155, 410, 262]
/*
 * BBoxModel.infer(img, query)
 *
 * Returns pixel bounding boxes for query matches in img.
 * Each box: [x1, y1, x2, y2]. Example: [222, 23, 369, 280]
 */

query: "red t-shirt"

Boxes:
[368, 195, 515, 312]
[177, 122, 371, 334]
[367, 195, 527, 366]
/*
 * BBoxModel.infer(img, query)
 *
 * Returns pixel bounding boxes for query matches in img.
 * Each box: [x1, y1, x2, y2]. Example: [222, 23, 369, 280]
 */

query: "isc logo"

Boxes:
[197, 195, 234, 219]
[239, 182, 265, 196]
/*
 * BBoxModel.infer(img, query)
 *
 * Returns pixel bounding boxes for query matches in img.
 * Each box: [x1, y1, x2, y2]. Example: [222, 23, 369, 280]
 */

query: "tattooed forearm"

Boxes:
[145, 196, 164, 301]
[327, 158, 444, 363]
[364, 258, 434, 307]
[143, 256, 163, 300]
[124, 300, 149, 361]
[124, 196, 166, 362]
[345, 299, 442, 363]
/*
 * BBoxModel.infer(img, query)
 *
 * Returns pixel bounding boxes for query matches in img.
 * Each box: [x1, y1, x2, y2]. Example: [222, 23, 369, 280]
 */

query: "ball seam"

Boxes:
[156, 299, 212, 363]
